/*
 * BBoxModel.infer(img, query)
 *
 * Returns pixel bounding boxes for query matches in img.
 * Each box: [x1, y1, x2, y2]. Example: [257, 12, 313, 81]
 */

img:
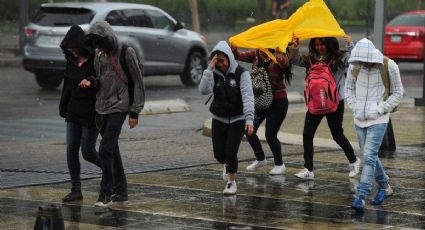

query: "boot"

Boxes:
[62, 188, 83, 202]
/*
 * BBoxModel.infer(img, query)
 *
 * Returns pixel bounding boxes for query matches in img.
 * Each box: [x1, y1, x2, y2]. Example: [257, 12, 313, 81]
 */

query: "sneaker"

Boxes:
[370, 185, 393, 205]
[111, 193, 128, 203]
[222, 164, 228, 181]
[62, 190, 83, 202]
[94, 195, 112, 207]
[349, 157, 361, 178]
[223, 181, 237, 195]
[294, 168, 314, 180]
[246, 159, 268, 172]
[269, 164, 286, 175]
[351, 197, 365, 212]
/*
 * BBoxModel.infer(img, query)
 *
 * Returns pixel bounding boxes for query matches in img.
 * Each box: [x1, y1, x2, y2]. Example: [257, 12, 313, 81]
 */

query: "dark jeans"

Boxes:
[211, 119, 245, 174]
[302, 101, 356, 171]
[247, 98, 288, 166]
[66, 122, 101, 189]
[96, 112, 128, 197]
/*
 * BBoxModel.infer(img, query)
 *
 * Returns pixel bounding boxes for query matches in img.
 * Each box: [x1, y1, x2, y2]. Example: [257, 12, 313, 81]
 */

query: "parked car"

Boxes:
[23, 2, 208, 89]
[384, 10, 425, 63]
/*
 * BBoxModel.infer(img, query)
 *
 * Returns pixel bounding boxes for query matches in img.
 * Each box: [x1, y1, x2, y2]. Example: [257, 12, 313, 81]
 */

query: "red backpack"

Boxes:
[304, 57, 339, 115]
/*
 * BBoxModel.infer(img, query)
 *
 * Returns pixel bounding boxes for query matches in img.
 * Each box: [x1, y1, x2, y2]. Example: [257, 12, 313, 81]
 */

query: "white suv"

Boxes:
[23, 2, 208, 89]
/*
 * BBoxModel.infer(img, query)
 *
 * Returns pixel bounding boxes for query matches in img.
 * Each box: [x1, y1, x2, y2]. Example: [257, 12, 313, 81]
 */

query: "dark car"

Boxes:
[23, 2, 208, 89]
[384, 10, 425, 63]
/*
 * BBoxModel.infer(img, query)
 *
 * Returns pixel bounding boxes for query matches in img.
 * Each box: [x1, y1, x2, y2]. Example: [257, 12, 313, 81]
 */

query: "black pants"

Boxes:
[96, 112, 127, 197]
[247, 98, 288, 165]
[303, 101, 356, 171]
[211, 119, 245, 174]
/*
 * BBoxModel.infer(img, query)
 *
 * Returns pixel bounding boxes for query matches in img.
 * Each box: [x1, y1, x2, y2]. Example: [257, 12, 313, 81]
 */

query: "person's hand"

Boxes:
[245, 124, 254, 136]
[79, 79, 91, 88]
[129, 118, 138, 128]
[291, 34, 299, 48]
[209, 54, 218, 69]
[343, 35, 352, 44]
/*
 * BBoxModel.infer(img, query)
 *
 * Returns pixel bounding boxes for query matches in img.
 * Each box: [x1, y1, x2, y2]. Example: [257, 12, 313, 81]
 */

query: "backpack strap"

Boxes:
[119, 44, 130, 79]
[380, 56, 390, 100]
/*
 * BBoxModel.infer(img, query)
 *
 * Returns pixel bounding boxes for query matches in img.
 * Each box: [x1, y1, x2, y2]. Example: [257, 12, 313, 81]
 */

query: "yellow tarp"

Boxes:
[229, 0, 345, 62]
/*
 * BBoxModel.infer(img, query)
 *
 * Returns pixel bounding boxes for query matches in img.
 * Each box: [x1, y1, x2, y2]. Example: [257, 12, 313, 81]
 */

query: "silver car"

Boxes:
[23, 2, 208, 89]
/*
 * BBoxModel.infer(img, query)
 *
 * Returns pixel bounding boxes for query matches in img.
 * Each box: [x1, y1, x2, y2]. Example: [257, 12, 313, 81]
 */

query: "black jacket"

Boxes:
[59, 25, 96, 128]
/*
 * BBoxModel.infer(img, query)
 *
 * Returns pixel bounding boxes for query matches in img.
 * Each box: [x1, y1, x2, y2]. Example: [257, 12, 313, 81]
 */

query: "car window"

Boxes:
[388, 13, 425, 27]
[32, 7, 94, 26]
[144, 10, 175, 30]
[120, 9, 153, 28]
[105, 10, 127, 26]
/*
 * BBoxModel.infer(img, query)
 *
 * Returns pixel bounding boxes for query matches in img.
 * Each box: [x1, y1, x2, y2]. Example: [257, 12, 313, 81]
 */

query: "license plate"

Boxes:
[36, 35, 63, 47]
[390, 35, 401, 43]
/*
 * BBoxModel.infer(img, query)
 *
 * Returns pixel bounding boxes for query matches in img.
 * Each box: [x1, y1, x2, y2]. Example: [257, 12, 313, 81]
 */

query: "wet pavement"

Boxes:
[1, 145, 425, 229]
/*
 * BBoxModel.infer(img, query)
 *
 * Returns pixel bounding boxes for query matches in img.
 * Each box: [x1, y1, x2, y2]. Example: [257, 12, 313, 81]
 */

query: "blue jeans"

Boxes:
[96, 112, 128, 196]
[66, 122, 101, 189]
[247, 98, 288, 166]
[355, 123, 389, 198]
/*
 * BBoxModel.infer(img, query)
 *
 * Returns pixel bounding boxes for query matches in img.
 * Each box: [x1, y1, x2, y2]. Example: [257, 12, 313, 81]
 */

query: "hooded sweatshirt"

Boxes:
[59, 25, 96, 127]
[199, 41, 255, 126]
[345, 38, 404, 128]
[88, 21, 145, 118]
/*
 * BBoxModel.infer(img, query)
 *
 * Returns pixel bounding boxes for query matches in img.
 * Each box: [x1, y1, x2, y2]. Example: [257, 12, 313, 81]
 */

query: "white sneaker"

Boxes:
[294, 168, 314, 180]
[246, 159, 268, 171]
[222, 164, 228, 181]
[269, 164, 286, 175]
[349, 157, 361, 178]
[223, 181, 237, 195]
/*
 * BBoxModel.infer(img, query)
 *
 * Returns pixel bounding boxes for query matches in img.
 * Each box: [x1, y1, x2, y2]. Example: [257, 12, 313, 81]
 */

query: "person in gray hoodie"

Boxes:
[83, 21, 145, 207]
[199, 41, 255, 195]
[345, 38, 403, 212]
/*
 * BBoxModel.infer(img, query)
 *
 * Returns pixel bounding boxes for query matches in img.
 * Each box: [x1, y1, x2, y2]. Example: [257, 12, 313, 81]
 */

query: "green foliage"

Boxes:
[1, 0, 422, 29]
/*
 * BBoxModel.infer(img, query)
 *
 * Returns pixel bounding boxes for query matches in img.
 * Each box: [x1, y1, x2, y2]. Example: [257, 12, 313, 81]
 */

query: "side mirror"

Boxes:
[173, 21, 184, 31]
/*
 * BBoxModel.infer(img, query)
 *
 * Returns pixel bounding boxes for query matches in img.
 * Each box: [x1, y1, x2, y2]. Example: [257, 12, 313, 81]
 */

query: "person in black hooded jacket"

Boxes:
[59, 25, 101, 202]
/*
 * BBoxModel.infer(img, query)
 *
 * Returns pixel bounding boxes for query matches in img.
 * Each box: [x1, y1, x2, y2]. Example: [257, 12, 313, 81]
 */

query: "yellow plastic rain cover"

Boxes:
[229, 0, 345, 62]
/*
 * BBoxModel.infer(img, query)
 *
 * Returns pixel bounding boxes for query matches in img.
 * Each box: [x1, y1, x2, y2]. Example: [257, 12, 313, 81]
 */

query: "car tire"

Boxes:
[35, 74, 63, 90]
[180, 51, 206, 86]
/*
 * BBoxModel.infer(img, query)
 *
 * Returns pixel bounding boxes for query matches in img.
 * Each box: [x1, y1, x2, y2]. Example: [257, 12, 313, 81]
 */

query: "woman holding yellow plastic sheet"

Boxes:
[288, 35, 361, 180]
[231, 46, 292, 175]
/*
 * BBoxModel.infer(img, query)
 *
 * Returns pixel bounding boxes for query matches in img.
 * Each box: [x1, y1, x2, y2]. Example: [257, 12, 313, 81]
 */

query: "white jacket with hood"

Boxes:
[345, 38, 403, 128]
[198, 41, 255, 126]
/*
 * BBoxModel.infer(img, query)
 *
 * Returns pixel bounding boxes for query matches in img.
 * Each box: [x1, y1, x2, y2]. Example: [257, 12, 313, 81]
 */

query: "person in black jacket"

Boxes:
[59, 25, 101, 202]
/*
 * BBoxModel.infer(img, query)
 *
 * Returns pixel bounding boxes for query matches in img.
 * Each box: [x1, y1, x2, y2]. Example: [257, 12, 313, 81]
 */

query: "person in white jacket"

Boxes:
[345, 38, 403, 212]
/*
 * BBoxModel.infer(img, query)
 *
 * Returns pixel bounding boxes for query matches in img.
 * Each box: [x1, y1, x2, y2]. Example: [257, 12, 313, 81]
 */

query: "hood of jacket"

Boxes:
[348, 38, 383, 64]
[87, 21, 119, 54]
[210, 41, 237, 75]
[60, 25, 92, 58]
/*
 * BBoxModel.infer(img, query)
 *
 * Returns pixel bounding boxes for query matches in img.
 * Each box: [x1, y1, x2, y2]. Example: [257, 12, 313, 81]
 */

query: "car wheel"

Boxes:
[35, 74, 63, 90]
[180, 51, 206, 86]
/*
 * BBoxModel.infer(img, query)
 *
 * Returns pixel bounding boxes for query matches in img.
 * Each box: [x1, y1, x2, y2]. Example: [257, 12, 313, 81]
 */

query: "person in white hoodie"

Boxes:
[199, 41, 255, 195]
[345, 38, 403, 212]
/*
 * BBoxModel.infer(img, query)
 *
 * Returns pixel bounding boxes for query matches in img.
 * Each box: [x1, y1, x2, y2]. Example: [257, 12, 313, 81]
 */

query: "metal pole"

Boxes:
[373, 0, 386, 51]
[19, 0, 29, 55]
[414, 48, 425, 106]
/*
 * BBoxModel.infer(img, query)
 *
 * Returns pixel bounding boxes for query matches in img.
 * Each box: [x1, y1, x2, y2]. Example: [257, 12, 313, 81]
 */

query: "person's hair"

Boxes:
[308, 37, 346, 70]
[256, 49, 292, 85]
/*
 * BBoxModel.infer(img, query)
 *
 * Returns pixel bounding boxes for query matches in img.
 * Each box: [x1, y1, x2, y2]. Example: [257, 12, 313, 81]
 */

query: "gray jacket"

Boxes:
[89, 21, 145, 118]
[198, 41, 255, 126]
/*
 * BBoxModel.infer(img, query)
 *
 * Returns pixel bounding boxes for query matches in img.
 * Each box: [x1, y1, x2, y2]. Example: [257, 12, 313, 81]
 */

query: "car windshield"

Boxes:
[387, 13, 425, 27]
[32, 7, 94, 26]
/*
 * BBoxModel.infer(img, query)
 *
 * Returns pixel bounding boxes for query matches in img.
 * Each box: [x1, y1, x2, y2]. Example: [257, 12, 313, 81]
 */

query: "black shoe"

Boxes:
[112, 193, 128, 203]
[62, 190, 83, 202]
[94, 194, 112, 207]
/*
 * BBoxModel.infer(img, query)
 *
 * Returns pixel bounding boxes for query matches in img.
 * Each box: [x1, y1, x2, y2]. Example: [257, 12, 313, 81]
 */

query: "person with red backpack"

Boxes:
[288, 35, 361, 180]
